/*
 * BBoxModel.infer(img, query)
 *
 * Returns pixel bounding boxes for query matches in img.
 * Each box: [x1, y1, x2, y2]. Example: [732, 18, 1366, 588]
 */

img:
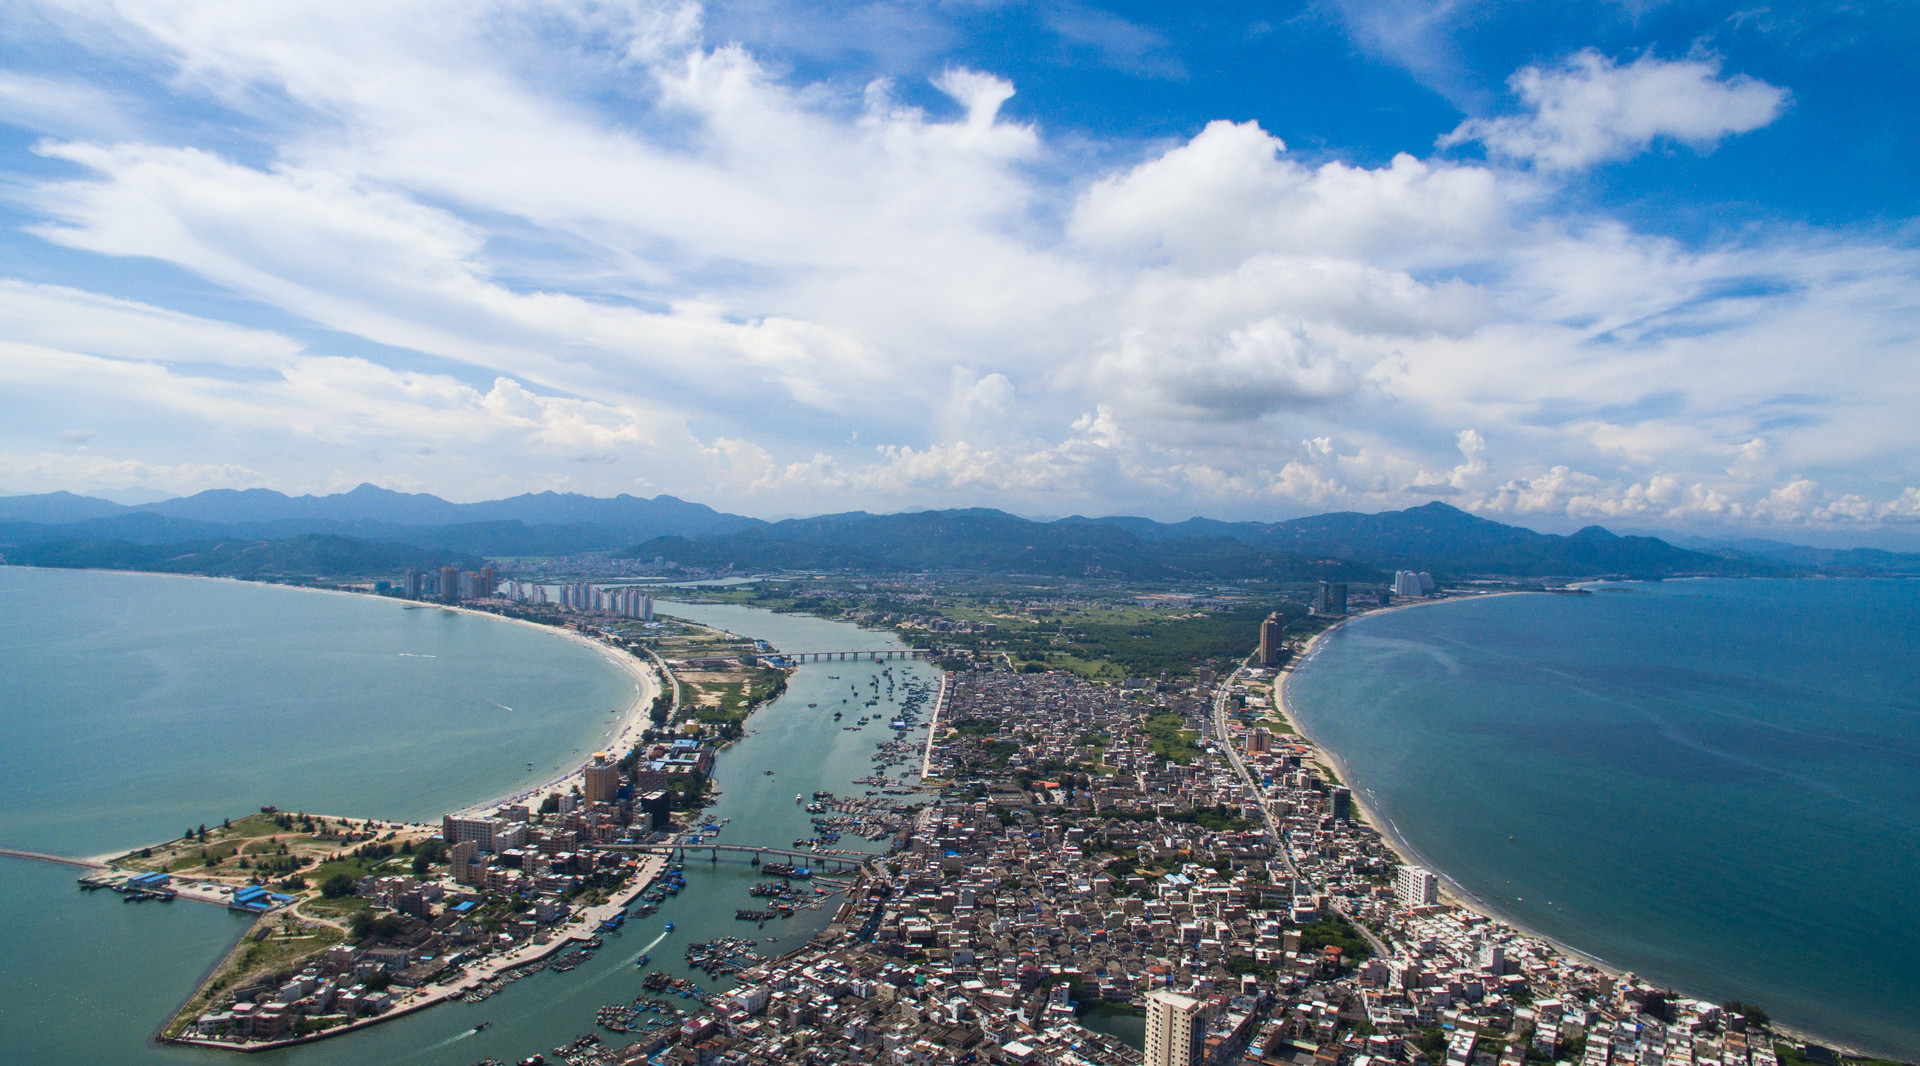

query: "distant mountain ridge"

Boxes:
[0, 483, 759, 551]
[625, 502, 1762, 579]
[1, 534, 483, 580]
[0, 486, 1782, 579]
[624, 508, 1387, 581]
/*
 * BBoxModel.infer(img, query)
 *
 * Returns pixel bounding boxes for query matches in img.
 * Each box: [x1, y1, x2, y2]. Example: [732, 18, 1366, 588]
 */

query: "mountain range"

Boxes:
[0, 484, 1839, 581]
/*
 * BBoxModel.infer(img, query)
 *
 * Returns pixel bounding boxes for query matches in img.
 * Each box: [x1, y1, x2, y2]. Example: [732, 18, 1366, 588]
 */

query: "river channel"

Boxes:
[22, 594, 936, 1066]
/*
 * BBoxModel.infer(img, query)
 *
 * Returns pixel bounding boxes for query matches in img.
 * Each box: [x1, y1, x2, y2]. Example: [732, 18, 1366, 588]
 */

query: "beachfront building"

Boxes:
[442, 815, 504, 850]
[583, 753, 620, 805]
[1259, 612, 1288, 667]
[1315, 580, 1348, 615]
[1396, 863, 1440, 908]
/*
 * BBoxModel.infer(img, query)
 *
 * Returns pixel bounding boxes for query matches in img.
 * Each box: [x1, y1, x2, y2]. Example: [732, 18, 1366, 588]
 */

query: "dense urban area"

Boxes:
[55, 558, 1897, 1066]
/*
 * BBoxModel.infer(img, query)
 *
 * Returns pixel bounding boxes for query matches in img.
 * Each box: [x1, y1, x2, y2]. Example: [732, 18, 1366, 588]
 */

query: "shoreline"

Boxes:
[437, 602, 662, 817]
[0, 566, 662, 824]
[1270, 593, 1856, 1057]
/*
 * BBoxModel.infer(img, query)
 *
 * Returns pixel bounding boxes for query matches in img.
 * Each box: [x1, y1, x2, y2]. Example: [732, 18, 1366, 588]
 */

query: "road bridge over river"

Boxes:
[778, 649, 930, 663]
[601, 842, 875, 873]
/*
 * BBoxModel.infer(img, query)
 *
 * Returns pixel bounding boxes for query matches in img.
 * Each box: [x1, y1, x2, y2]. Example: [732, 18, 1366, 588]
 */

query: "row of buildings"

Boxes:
[402, 565, 495, 602]
[637, 665, 1782, 1066]
[498, 581, 657, 619]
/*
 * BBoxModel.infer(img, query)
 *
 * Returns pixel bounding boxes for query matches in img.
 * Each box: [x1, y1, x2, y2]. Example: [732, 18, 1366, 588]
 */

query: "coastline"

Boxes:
[0, 567, 662, 822]
[1271, 592, 1636, 974]
[436, 601, 662, 817]
[1269, 593, 1850, 1055]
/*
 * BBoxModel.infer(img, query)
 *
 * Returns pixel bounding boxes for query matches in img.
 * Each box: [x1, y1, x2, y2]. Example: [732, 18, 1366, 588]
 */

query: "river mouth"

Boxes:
[0, 580, 948, 1065]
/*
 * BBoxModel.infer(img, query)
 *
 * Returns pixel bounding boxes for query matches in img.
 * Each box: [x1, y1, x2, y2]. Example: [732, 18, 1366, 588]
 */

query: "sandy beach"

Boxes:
[1268, 591, 1642, 982]
[437, 602, 663, 817]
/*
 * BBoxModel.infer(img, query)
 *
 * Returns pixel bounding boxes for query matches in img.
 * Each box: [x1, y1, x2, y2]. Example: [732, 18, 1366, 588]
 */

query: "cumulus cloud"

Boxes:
[0, 2, 1910, 535]
[1442, 50, 1789, 170]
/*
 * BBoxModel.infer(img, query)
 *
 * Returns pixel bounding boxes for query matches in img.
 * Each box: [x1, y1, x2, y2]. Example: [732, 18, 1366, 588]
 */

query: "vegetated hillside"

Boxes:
[1094, 502, 1769, 578]
[138, 483, 761, 538]
[0, 490, 136, 524]
[626, 509, 1382, 581]
[1722, 544, 1920, 575]
[0, 485, 764, 553]
[0, 534, 484, 579]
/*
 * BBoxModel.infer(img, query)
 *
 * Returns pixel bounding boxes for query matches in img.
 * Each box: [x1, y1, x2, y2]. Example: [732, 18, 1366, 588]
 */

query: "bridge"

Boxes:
[779, 649, 930, 663]
[604, 842, 875, 873]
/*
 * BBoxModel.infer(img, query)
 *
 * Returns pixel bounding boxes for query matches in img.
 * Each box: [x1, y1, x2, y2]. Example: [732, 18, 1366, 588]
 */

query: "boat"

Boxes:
[795, 793, 802, 802]
[473, 1021, 492, 1033]
[635, 953, 651, 966]
[764, 769, 774, 775]
[664, 921, 675, 932]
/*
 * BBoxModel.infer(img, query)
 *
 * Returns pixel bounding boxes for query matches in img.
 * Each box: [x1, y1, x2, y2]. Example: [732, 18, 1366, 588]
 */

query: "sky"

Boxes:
[0, 1, 1915, 542]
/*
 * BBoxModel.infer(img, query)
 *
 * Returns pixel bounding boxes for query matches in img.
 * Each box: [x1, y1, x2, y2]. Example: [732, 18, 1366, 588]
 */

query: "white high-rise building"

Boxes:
[1392, 570, 1427, 599]
[1144, 989, 1206, 1066]
[1395, 864, 1439, 909]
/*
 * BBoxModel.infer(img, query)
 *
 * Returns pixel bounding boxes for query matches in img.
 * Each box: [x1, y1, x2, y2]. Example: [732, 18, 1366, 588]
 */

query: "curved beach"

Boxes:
[1272, 583, 1920, 1059]
[437, 602, 663, 817]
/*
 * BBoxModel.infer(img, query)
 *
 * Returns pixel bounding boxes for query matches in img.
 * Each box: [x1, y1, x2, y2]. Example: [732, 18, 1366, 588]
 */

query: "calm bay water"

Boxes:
[1284, 580, 1920, 1058]
[0, 572, 932, 1065]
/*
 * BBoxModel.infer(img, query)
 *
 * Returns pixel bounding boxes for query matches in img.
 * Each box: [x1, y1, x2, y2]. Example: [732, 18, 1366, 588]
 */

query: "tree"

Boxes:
[412, 853, 430, 878]
[320, 873, 357, 898]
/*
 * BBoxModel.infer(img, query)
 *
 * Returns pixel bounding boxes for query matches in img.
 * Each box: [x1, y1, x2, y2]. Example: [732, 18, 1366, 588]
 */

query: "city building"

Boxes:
[441, 815, 502, 851]
[1392, 571, 1427, 600]
[1315, 581, 1348, 615]
[1258, 613, 1287, 667]
[1145, 989, 1207, 1066]
[583, 753, 621, 805]
[1396, 864, 1440, 909]
[1331, 786, 1352, 820]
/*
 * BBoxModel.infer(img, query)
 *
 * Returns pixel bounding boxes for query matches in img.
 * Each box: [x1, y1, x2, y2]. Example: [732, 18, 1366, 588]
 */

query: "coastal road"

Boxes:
[1211, 662, 1389, 961]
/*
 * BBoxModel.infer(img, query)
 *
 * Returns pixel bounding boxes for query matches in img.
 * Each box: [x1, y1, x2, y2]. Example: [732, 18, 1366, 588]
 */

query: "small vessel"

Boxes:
[794, 793, 802, 802]
[473, 1021, 492, 1033]
[764, 770, 774, 775]
[664, 921, 675, 932]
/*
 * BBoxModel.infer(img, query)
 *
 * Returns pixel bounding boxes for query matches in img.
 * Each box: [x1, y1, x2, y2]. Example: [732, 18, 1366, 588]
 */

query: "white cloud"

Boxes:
[1442, 50, 1789, 170]
[0, 3, 1911, 535]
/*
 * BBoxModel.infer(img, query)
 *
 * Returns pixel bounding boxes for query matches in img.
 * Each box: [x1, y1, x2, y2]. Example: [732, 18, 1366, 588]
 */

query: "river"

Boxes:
[0, 571, 936, 1065]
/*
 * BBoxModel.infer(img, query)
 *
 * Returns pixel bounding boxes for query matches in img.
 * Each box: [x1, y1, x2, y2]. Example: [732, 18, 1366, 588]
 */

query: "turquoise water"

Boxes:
[0, 567, 636, 1063]
[0, 572, 933, 1065]
[1284, 580, 1920, 1058]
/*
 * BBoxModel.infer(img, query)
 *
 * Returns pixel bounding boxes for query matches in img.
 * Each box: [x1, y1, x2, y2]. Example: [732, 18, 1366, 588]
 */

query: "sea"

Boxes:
[1283, 579, 1920, 1059]
[0, 570, 937, 1065]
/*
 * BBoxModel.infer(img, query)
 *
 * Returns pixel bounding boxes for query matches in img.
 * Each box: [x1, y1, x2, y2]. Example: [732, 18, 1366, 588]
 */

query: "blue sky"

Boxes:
[0, 1, 1915, 544]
